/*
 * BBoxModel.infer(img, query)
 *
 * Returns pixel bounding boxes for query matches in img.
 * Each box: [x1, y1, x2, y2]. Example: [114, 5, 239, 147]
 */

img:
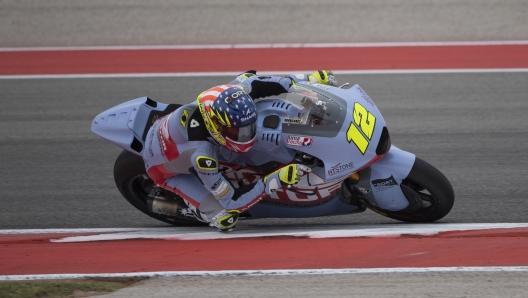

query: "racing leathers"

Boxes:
[142, 75, 298, 227]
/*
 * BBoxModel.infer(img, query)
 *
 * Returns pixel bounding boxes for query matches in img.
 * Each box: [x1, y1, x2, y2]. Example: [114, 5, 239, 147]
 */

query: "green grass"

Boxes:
[0, 277, 146, 298]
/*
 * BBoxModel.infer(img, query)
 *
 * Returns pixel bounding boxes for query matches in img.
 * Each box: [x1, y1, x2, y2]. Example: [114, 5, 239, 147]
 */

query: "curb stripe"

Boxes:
[1, 68, 528, 80]
[2, 45, 527, 76]
[2, 223, 528, 241]
[3, 225, 528, 276]
[2, 267, 528, 281]
[1, 40, 528, 52]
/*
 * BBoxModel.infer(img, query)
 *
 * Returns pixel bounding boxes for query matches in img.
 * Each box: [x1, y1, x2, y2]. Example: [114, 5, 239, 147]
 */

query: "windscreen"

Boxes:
[284, 84, 342, 126]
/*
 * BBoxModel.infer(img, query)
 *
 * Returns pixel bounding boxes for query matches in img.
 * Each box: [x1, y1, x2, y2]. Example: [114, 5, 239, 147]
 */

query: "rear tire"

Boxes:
[368, 157, 455, 222]
[113, 149, 206, 226]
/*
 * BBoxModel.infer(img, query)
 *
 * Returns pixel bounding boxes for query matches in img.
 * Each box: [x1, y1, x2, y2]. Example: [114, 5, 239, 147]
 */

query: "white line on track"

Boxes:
[2, 223, 528, 242]
[0, 228, 141, 234]
[2, 267, 528, 281]
[1, 40, 528, 52]
[1, 68, 528, 80]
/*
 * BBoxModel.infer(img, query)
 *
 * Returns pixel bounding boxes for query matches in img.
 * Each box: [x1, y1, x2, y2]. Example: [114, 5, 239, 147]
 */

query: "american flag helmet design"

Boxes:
[197, 85, 258, 153]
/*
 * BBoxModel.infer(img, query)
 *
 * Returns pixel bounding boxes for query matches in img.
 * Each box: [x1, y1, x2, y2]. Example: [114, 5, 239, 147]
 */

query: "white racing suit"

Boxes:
[142, 75, 296, 221]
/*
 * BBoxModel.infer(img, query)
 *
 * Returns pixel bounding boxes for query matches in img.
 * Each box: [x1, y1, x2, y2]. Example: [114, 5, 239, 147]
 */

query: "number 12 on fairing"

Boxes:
[346, 102, 376, 155]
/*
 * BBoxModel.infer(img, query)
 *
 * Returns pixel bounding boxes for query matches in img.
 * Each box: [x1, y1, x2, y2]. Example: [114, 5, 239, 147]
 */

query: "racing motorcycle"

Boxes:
[91, 82, 454, 226]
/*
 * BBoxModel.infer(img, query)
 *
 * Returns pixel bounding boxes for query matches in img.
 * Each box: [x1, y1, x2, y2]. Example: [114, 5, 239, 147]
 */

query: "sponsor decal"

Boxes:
[198, 171, 221, 176]
[231, 90, 246, 99]
[223, 90, 246, 104]
[214, 185, 232, 199]
[211, 179, 222, 190]
[239, 111, 256, 123]
[196, 156, 218, 170]
[242, 193, 266, 211]
[220, 161, 345, 206]
[211, 179, 231, 198]
[265, 172, 344, 204]
[148, 128, 155, 157]
[314, 83, 331, 90]
[284, 118, 303, 124]
[371, 175, 398, 191]
[156, 125, 165, 157]
[357, 86, 375, 106]
[327, 162, 355, 176]
[287, 135, 313, 147]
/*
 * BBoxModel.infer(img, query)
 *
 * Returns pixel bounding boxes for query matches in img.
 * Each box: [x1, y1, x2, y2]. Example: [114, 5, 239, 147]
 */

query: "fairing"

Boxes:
[92, 83, 417, 219]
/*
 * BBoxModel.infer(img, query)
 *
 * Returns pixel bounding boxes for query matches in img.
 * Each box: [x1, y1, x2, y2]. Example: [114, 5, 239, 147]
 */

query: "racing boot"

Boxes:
[209, 210, 240, 232]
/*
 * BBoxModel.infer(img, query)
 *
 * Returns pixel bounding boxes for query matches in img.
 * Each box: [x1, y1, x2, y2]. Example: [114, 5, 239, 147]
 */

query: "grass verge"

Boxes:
[0, 277, 148, 298]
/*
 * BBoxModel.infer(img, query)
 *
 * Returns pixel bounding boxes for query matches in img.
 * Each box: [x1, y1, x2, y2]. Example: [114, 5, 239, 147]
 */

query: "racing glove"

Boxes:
[308, 70, 338, 87]
[263, 164, 312, 194]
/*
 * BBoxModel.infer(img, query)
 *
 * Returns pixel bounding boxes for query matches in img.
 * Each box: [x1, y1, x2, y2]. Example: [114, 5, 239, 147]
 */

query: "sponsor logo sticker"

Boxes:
[284, 118, 303, 124]
[371, 175, 398, 191]
[211, 180, 229, 197]
[357, 86, 375, 106]
[327, 162, 355, 176]
[314, 83, 331, 90]
[287, 135, 313, 147]
[214, 184, 232, 199]
[211, 179, 222, 190]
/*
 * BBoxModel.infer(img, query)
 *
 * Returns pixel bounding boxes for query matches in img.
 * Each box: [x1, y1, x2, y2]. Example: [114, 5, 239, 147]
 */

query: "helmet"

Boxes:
[197, 85, 257, 153]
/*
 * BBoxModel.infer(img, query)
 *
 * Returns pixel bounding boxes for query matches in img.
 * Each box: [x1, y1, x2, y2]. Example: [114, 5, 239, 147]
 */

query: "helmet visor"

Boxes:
[221, 122, 257, 143]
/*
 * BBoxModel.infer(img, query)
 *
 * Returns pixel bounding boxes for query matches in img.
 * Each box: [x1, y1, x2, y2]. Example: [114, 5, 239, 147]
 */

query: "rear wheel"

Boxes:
[113, 149, 206, 226]
[367, 158, 455, 222]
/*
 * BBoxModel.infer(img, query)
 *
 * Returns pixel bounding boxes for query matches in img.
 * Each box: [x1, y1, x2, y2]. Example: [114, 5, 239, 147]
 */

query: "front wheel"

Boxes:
[113, 149, 206, 226]
[367, 157, 455, 222]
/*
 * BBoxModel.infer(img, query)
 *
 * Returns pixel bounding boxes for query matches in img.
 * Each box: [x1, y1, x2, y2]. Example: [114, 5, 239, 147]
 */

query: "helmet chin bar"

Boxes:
[225, 136, 256, 153]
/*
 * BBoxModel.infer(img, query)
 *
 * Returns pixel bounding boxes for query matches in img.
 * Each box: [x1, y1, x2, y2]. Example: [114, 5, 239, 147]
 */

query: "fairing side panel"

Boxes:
[358, 146, 416, 211]
[247, 194, 360, 218]
[91, 97, 177, 156]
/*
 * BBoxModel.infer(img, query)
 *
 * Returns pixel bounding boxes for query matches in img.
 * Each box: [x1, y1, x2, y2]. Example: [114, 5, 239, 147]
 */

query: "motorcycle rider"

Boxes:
[143, 70, 338, 231]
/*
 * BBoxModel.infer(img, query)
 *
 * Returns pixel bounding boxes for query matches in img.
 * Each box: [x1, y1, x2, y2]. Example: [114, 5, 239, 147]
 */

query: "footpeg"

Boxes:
[339, 178, 367, 212]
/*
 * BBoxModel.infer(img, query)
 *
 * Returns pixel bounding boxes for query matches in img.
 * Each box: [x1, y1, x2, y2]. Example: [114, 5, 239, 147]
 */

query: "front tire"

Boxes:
[368, 157, 455, 222]
[113, 149, 206, 226]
